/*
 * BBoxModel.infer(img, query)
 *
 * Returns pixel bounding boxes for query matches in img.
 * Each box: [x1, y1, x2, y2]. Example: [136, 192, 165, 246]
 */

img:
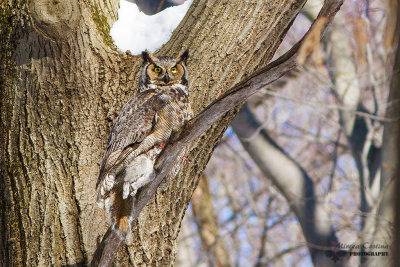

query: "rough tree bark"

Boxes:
[0, 0, 310, 266]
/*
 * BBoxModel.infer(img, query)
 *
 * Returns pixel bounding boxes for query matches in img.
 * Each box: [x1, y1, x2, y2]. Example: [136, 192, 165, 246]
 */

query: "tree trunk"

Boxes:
[0, 0, 308, 265]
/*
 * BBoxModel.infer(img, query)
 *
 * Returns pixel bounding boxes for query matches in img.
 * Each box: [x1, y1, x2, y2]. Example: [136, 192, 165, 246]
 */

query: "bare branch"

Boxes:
[254, 198, 274, 267]
[90, 0, 343, 265]
[264, 245, 306, 266]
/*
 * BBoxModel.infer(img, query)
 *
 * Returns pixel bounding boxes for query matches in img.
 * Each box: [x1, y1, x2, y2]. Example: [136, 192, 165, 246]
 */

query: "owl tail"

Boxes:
[106, 189, 134, 239]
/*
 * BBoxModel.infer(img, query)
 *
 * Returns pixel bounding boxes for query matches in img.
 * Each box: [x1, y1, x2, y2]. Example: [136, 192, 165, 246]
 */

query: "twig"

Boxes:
[328, 129, 341, 191]
[254, 197, 274, 267]
[90, 1, 344, 265]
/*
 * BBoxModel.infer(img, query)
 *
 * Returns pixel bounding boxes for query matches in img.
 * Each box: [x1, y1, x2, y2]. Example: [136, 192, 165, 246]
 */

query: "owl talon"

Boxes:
[100, 186, 106, 196]
[97, 199, 105, 209]
[103, 174, 115, 191]
[122, 182, 130, 199]
[130, 183, 138, 197]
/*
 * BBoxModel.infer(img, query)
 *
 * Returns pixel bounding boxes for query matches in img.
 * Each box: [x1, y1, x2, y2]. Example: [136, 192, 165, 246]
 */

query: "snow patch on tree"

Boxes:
[111, 0, 193, 53]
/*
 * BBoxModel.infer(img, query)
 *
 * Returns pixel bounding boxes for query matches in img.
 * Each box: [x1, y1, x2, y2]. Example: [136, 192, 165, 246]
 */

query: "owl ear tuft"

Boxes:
[141, 50, 157, 64]
[177, 49, 189, 64]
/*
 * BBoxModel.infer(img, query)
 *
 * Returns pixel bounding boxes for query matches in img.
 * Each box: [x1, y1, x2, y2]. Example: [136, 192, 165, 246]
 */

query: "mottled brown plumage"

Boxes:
[96, 50, 192, 238]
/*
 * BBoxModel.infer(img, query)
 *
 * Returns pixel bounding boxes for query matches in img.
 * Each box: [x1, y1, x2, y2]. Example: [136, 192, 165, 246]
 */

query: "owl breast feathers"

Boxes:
[96, 50, 192, 238]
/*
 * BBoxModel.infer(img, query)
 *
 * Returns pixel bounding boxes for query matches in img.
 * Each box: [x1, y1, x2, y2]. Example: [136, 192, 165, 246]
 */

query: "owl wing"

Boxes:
[96, 90, 163, 188]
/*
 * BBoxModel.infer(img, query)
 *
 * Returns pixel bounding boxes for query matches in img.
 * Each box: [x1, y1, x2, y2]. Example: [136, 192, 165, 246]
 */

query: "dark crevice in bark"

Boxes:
[71, 176, 89, 265]
[16, 129, 29, 267]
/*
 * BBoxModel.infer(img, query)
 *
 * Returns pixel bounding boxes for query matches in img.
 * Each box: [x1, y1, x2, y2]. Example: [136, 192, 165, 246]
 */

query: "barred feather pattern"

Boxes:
[96, 50, 192, 238]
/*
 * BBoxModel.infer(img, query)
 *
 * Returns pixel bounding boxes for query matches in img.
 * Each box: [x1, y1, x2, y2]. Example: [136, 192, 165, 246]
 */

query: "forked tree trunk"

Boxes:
[0, 0, 307, 265]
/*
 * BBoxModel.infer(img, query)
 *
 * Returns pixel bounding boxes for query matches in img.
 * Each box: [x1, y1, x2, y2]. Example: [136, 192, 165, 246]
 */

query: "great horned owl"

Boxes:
[96, 50, 192, 237]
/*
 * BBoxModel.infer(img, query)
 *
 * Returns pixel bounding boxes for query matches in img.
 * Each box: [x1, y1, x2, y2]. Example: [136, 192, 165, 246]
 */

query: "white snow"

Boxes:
[110, 0, 193, 54]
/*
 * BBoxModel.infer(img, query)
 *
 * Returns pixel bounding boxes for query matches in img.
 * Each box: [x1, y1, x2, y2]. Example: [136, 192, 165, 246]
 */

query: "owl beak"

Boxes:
[163, 74, 170, 83]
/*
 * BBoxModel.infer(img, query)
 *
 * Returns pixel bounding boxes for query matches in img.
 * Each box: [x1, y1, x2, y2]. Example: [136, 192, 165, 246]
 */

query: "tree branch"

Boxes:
[91, 0, 343, 265]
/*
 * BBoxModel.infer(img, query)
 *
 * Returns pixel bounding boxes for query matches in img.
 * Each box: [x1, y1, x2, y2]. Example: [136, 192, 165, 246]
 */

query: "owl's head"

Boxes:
[139, 50, 189, 92]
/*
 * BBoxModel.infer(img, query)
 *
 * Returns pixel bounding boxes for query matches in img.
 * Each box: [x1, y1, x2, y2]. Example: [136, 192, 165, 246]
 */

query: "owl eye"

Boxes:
[154, 67, 162, 73]
[171, 67, 178, 73]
